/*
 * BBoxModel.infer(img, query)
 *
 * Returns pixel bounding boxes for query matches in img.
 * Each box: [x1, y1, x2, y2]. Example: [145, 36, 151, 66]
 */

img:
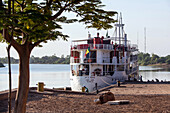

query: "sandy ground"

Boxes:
[109, 83, 170, 95]
[0, 83, 170, 113]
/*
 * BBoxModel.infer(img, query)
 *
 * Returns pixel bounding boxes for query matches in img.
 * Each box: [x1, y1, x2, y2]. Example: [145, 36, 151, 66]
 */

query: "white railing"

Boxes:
[70, 58, 96, 63]
[72, 44, 114, 50]
[102, 57, 111, 63]
[90, 44, 113, 50]
[70, 58, 81, 63]
[72, 43, 138, 52]
[70, 57, 129, 64]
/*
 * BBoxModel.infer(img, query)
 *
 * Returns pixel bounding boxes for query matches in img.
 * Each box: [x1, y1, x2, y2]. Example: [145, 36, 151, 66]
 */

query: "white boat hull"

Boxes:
[70, 71, 128, 92]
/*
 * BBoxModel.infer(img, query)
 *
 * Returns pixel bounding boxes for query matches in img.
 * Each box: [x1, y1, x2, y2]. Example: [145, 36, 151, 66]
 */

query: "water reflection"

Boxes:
[139, 66, 170, 81]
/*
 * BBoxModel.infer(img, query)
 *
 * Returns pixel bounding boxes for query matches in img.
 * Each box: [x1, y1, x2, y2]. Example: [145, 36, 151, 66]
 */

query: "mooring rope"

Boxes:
[100, 77, 117, 86]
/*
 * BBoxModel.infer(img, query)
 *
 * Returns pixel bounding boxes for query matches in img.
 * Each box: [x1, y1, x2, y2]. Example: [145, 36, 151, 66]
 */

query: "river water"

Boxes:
[0, 64, 170, 91]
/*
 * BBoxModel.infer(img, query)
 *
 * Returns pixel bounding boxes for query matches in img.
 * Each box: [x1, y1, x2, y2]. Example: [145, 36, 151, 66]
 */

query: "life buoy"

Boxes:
[94, 68, 101, 76]
[92, 72, 95, 76]
[88, 59, 92, 63]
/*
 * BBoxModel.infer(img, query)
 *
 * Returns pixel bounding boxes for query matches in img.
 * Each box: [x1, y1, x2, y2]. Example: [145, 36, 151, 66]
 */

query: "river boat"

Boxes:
[70, 14, 139, 92]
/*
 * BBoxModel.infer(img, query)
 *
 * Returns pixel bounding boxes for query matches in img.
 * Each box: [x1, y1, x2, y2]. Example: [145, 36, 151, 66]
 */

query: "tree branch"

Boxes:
[51, 0, 82, 20]
[14, 0, 22, 7]
[15, 0, 21, 5]
[48, 0, 53, 7]
[21, 0, 25, 6]
[3, 29, 21, 53]
[30, 33, 55, 50]
[51, 6, 66, 20]
[55, 0, 61, 7]
[29, 39, 46, 51]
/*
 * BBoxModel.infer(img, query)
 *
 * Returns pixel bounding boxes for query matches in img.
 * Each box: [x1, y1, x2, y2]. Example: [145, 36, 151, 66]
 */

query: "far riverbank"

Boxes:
[148, 63, 170, 68]
[0, 63, 5, 67]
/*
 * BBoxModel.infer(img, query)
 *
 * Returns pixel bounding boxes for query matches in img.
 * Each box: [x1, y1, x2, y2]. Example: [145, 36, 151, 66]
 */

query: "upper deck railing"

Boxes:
[70, 57, 137, 64]
[71, 44, 113, 50]
[71, 44, 138, 51]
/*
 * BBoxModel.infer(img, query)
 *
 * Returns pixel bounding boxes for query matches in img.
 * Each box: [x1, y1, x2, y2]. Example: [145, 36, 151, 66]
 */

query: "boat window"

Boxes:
[81, 65, 89, 76]
[103, 65, 114, 76]
[72, 65, 79, 76]
[117, 65, 124, 71]
[72, 64, 89, 76]
[84, 50, 96, 63]
[90, 51, 96, 63]
[103, 65, 107, 75]
[72, 51, 80, 63]
[109, 65, 114, 75]
[110, 51, 114, 63]
[103, 65, 110, 75]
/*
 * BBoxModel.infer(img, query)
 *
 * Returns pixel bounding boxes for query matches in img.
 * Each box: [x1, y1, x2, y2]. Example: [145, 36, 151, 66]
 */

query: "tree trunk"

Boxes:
[14, 45, 31, 113]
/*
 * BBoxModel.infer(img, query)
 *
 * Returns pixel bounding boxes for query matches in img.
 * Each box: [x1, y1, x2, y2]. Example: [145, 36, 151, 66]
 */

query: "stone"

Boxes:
[99, 92, 115, 104]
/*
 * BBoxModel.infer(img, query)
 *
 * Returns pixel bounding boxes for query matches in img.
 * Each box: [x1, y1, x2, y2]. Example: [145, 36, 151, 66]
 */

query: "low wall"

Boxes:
[0, 87, 37, 101]
[0, 87, 95, 101]
[0, 89, 17, 101]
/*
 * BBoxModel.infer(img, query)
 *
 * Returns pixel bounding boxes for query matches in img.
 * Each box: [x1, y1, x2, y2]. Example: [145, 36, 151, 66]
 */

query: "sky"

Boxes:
[0, 0, 170, 58]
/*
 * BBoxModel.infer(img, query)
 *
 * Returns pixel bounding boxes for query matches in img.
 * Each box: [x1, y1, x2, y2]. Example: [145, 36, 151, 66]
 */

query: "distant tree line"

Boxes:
[1, 53, 170, 65]
[138, 52, 170, 66]
[0, 57, 19, 64]
[0, 55, 70, 64]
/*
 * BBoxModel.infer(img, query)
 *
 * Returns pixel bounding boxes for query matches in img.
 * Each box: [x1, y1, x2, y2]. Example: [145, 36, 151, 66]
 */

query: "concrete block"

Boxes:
[106, 100, 130, 105]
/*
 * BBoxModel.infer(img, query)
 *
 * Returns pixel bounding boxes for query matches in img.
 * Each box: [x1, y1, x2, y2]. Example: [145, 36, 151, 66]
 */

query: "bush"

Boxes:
[166, 59, 170, 64]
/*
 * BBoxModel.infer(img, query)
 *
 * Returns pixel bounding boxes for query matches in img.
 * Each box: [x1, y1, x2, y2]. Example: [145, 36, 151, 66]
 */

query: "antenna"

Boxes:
[137, 32, 139, 47]
[120, 13, 123, 37]
[144, 27, 146, 53]
[115, 14, 118, 42]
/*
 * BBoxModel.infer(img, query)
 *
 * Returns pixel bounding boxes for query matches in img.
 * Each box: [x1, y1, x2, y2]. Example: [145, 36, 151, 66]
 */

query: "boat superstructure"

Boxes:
[70, 14, 139, 92]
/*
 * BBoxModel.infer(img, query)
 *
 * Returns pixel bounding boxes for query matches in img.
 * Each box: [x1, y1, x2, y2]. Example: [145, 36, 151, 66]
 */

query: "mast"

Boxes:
[144, 27, 146, 53]
[120, 13, 124, 44]
[119, 14, 121, 45]
[115, 13, 118, 42]
[137, 32, 139, 46]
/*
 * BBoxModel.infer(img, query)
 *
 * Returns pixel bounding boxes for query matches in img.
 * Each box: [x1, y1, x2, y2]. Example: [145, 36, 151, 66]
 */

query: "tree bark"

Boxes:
[14, 44, 31, 113]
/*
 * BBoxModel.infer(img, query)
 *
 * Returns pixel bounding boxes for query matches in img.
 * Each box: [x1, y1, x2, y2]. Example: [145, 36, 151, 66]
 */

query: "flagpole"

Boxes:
[89, 46, 91, 76]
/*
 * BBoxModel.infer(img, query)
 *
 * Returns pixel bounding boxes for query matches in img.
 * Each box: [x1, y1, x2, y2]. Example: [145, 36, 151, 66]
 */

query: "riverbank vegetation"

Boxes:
[138, 52, 170, 66]
[0, 55, 70, 64]
[30, 55, 70, 64]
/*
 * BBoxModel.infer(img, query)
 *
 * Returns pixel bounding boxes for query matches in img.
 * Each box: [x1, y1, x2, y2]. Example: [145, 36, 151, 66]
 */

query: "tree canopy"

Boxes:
[0, 0, 117, 47]
[138, 52, 170, 65]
